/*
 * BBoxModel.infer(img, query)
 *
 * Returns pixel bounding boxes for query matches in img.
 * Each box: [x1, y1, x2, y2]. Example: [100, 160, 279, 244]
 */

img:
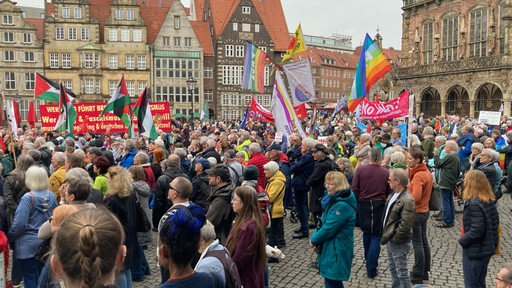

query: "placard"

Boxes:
[478, 111, 501, 126]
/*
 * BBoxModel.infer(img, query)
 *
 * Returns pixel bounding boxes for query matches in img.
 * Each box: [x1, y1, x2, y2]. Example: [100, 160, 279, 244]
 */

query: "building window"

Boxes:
[126, 81, 135, 97]
[84, 53, 94, 68]
[133, 29, 142, 42]
[442, 16, 458, 61]
[221, 65, 242, 85]
[84, 79, 94, 94]
[174, 37, 180, 46]
[174, 15, 180, 29]
[109, 29, 118, 41]
[121, 29, 130, 42]
[56, 27, 64, 40]
[2, 15, 13, 25]
[500, 4, 505, 54]
[137, 55, 146, 69]
[4, 72, 15, 90]
[81, 28, 89, 40]
[109, 81, 117, 96]
[126, 10, 134, 20]
[74, 7, 82, 18]
[4, 51, 14, 61]
[264, 66, 270, 86]
[62, 54, 71, 68]
[115, 10, 123, 20]
[24, 51, 34, 62]
[242, 23, 250, 32]
[255, 24, 260, 33]
[242, 6, 251, 14]
[235, 45, 244, 57]
[126, 55, 135, 69]
[25, 73, 35, 90]
[225, 45, 234, 57]
[50, 53, 59, 68]
[204, 67, 213, 78]
[184, 37, 192, 47]
[63, 80, 72, 90]
[137, 81, 146, 95]
[470, 9, 488, 57]
[163, 36, 170, 46]
[23, 32, 31, 43]
[205, 90, 213, 102]
[109, 54, 118, 69]
[68, 27, 77, 40]
[422, 21, 433, 64]
[62, 7, 70, 18]
[3, 32, 13, 43]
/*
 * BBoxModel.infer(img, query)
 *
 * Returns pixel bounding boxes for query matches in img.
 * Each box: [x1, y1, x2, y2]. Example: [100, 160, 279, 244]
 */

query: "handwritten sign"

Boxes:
[40, 102, 172, 134]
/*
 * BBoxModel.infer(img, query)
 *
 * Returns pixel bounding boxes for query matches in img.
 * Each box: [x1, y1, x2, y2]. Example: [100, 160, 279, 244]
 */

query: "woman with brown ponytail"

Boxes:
[50, 208, 127, 287]
[226, 186, 267, 288]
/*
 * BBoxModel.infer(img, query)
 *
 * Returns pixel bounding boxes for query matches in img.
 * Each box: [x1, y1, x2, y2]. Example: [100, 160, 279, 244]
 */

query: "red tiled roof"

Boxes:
[354, 45, 402, 65]
[252, 0, 289, 51]
[45, 3, 54, 16]
[191, 21, 213, 56]
[24, 18, 44, 41]
[192, 0, 204, 20]
[140, 6, 170, 44]
[210, 0, 239, 39]
[136, 0, 173, 7]
[295, 47, 358, 69]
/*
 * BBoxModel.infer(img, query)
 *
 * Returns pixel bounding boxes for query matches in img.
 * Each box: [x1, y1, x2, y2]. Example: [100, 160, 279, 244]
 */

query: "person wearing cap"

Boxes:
[224, 149, 244, 186]
[206, 164, 235, 244]
[307, 143, 338, 229]
[86, 147, 104, 181]
[191, 158, 212, 210]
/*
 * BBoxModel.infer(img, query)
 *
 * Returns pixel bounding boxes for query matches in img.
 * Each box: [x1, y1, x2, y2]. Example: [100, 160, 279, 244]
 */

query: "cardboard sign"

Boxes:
[478, 111, 502, 126]
[40, 102, 172, 134]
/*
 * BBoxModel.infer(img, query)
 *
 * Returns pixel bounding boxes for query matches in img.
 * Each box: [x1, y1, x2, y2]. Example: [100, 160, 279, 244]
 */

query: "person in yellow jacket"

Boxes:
[236, 131, 252, 161]
[264, 161, 286, 250]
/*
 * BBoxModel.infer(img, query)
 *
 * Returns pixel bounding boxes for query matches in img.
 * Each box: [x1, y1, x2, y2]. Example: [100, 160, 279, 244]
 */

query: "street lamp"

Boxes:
[186, 75, 197, 121]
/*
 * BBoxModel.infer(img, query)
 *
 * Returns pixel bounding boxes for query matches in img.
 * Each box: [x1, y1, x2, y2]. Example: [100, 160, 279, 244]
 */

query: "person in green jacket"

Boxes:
[310, 171, 357, 288]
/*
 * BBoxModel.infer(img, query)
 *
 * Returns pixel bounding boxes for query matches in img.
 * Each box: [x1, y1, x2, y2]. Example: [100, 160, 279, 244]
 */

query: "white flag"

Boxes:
[282, 59, 316, 106]
[6, 100, 18, 140]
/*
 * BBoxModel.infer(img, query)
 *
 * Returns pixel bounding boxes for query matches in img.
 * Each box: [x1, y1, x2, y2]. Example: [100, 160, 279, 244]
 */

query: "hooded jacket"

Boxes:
[207, 182, 235, 244]
[266, 170, 286, 218]
[408, 163, 433, 213]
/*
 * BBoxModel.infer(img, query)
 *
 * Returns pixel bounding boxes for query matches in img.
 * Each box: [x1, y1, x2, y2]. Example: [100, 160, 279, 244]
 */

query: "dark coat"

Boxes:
[152, 167, 187, 228]
[290, 151, 315, 193]
[458, 199, 499, 259]
[475, 161, 497, 190]
[497, 140, 512, 171]
[307, 157, 337, 214]
[206, 182, 235, 244]
[434, 152, 460, 190]
[201, 147, 221, 164]
[191, 172, 211, 211]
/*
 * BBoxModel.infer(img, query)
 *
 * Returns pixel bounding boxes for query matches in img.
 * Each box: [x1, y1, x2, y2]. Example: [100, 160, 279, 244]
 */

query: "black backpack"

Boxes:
[204, 249, 241, 288]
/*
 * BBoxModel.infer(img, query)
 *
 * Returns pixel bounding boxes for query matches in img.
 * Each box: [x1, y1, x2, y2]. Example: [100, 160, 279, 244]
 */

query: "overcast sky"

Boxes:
[17, 0, 403, 49]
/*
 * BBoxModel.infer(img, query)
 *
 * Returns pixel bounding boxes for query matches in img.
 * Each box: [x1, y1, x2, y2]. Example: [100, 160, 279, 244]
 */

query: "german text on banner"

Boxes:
[282, 59, 316, 106]
[360, 90, 410, 120]
[271, 72, 307, 140]
[249, 98, 274, 122]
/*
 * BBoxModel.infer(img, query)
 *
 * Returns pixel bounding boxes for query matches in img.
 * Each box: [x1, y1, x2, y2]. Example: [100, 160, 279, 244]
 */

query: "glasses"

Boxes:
[494, 277, 509, 284]
[169, 185, 182, 195]
[480, 154, 488, 157]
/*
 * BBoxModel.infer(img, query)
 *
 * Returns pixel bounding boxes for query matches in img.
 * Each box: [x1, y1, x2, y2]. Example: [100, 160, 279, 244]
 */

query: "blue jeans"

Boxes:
[412, 212, 430, 278]
[324, 277, 344, 288]
[115, 268, 133, 288]
[294, 189, 309, 234]
[362, 232, 381, 277]
[387, 241, 412, 288]
[11, 247, 22, 284]
[18, 257, 44, 288]
[462, 249, 490, 288]
[440, 188, 455, 224]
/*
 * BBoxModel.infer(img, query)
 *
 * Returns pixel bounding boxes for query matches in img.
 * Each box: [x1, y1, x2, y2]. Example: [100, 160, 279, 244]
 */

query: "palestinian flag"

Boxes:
[99, 74, 134, 137]
[54, 83, 77, 135]
[34, 73, 76, 102]
[134, 87, 158, 140]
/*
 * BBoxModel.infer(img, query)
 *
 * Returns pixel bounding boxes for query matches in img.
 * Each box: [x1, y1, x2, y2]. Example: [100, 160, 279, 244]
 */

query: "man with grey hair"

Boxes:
[433, 140, 460, 228]
[200, 138, 221, 163]
[248, 142, 269, 188]
[34, 136, 52, 168]
[173, 147, 191, 176]
[119, 138, 137, 169]
[49, 152, 67, 202]
[476, 148, 500, 196]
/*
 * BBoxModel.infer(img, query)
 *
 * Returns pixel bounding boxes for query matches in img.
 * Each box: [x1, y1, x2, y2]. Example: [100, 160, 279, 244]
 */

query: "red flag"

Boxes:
[0, 136, 5, 152]
[28, 102, 37, 127]
[374, 92, 383, 126]
[366, 122, 372, 134]
[294, 103, 307, 119]
[249, 98, 274, 122]
[13, 101, 21, 126]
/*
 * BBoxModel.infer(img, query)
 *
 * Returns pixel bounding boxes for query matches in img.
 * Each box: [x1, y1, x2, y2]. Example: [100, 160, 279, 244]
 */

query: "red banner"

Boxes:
[360, 90, 410, 120]
[40, 102, 172, 134]
[249, 98, 274, 122]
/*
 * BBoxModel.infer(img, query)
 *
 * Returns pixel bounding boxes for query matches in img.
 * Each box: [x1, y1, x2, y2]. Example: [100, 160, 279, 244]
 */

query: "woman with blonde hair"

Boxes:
[459, 170, 499, 288]
[106, 166, 140, 286]
[51, 208, 127, 288]
[311, 171, 356, 288]
[226, 186, 266, 288]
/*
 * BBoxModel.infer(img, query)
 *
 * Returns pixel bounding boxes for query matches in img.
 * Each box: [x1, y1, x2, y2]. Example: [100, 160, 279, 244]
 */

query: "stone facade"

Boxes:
[396, 0, 511, 118]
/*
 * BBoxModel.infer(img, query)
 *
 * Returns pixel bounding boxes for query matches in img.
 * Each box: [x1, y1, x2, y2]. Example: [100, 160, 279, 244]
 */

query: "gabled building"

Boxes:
[0, 0, 44, 120]
[192, 0, 289, 120]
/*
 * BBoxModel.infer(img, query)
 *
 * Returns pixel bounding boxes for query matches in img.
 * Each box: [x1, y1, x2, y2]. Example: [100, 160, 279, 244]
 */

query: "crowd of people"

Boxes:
[0, 112, 509, 287]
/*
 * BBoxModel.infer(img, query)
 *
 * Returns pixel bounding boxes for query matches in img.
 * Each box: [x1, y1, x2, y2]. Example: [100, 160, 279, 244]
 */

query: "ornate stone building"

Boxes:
[0, 0, 44, 119]
[396, 0, 510, 117]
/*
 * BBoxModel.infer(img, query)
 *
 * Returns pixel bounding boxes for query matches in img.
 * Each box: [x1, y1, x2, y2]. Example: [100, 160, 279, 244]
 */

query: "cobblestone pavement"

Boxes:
[134, 193, 512, 288]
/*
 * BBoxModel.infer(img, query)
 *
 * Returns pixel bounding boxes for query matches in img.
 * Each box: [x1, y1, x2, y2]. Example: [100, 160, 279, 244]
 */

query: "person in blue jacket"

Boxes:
[310, 171, 357, 288]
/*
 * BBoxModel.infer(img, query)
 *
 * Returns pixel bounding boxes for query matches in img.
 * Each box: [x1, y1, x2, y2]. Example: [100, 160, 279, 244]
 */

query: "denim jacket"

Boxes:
[8, 190, 57, 259]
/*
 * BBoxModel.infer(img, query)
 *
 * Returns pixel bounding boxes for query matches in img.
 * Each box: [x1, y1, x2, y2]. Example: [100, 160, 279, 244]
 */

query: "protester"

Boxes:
[205, 165, 235, 244]
[494, 263, 512, 288]
[433, 140, 460, 228]
[263, 161, 286, 250]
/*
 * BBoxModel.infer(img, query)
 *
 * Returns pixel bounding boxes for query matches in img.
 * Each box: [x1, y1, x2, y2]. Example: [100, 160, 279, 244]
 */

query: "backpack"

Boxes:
[227, 165, 243, 187]
[0, 155, 13, 177]
[256, 185, 271, 228]
[204, 249, 241, 288]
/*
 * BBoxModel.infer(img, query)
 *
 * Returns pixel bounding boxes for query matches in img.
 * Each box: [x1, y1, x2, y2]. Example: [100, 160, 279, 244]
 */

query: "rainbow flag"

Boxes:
[242, 41, 269, 93]
[348, 33, 392, 112]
